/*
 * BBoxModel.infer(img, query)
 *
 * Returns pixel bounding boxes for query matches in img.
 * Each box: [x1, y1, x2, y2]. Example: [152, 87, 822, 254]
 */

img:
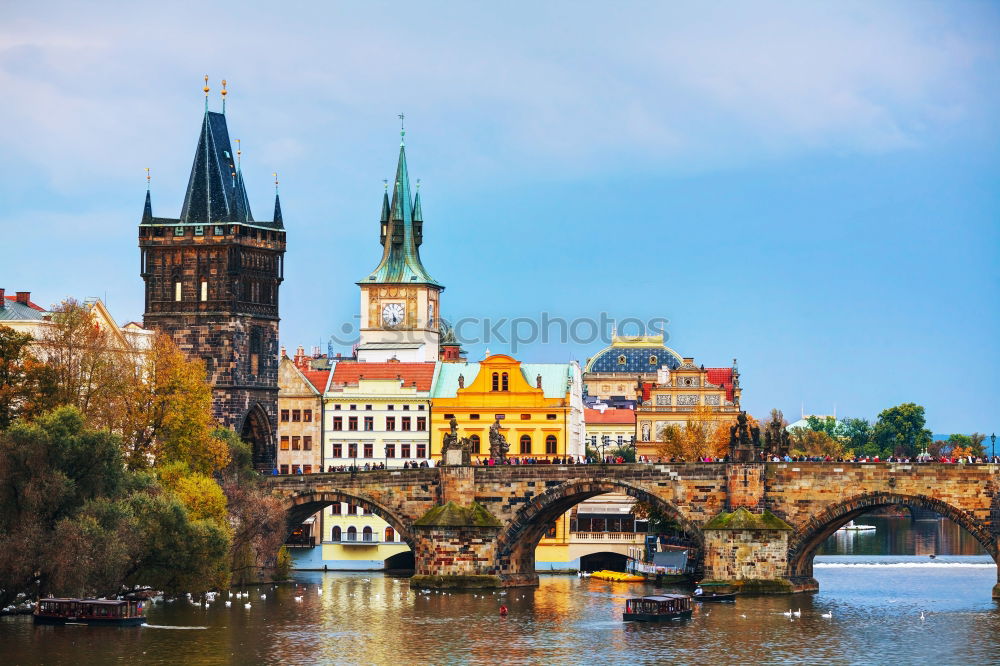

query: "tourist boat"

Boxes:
[693, 591, 737, 603]
[33, 598, 147, 626]
[622, 594, 693, 622]
[838, 520, 876, 531]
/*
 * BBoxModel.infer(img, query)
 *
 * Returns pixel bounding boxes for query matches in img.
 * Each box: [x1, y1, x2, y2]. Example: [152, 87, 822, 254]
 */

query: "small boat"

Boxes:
[591, 570, 646, 583]
[838, 520, 876, 531]
[33, 598, 147, 626]
[694, 591, 736, 603]
[623, 594, 693, 622]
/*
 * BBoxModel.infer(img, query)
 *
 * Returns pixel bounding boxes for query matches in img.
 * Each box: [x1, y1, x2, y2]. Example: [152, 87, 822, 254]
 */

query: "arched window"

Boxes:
[347, 526, 357, 542]
[385, 527, 395, 542]
[649, 355, 657, 365]
[617, 355, 627, 365]
[492, 372, 499, 391]
[501, 372, 509, 391]
[332, 526, 342, 542]
[470, 434, 481, 454]
[520, 435, 532, 454]
[545, 435, 558, 455]
[363, 526, 374, 542]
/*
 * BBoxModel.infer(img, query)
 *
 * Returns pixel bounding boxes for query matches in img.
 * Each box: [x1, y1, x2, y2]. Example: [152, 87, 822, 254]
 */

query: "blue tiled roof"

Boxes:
[585, 341, 683, 374]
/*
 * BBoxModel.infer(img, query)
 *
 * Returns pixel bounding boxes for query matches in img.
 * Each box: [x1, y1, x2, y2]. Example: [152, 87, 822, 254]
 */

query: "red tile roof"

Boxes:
[303, 369, 330, 393]
[4, 295, 46, 312]
[585, 408, 636, 424]
[705, 368, 735, 402]
[331, 362, 436, 391]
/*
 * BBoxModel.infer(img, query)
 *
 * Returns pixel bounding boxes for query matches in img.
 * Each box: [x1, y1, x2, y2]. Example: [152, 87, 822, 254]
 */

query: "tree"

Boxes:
[788, 427, 845, 458]
[0, 325, 59, 430]
[840, 418, 873, 454]
[631, 501, 682, 535]
[872, 403, 932, 458]
[655, 406, 735, 461]
[969, 433, 987, 457]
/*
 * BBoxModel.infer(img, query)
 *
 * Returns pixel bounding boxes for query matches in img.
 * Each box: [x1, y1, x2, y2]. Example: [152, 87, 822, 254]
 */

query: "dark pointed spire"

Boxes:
[380, 180, 390, 223]
[142, 168, 152, 222]
[179, 102, 242, 223]
[413, 179, 423, 223]
[272, 172, 283, 228]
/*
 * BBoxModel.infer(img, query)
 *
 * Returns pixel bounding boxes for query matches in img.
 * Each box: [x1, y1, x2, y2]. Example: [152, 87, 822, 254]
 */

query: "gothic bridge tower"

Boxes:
[139, 80, 285, 468]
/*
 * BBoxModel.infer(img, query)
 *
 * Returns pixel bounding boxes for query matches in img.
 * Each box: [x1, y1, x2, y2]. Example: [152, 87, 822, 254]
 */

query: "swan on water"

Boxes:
[821, 611, 832, 619]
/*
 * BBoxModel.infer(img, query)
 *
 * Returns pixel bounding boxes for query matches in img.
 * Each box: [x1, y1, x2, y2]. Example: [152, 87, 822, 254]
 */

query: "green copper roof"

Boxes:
[360, 141, 441, 287]
[430, 361, 573, 399]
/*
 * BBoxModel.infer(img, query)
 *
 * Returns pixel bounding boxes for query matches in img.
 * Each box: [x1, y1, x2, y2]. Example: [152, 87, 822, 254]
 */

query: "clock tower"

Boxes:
[357, 129, 443, 362]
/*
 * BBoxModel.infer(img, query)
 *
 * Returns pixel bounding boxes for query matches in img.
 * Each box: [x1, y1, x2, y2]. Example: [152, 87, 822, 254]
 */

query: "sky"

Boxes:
[1, 1, 998, 433]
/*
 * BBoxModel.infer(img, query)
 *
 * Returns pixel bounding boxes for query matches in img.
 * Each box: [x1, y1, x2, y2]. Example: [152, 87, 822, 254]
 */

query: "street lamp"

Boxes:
[991, 433, 996, 462]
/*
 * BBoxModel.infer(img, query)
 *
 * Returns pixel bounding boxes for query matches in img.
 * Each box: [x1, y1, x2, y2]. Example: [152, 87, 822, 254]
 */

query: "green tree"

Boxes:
[872, 403, 932, 458]
[840, 417, 872, 453]
[274, 546, 292, 581]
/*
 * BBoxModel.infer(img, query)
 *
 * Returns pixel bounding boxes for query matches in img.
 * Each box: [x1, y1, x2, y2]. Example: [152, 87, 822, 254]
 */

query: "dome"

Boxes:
[585, 335, 683, 374]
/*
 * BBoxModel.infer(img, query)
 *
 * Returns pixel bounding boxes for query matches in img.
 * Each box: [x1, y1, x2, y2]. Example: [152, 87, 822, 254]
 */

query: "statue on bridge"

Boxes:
[489, 418, 510, 462]
[763, 414, 791, 459]
[441, 417, 474, 466]
[728, 411, 759, 463]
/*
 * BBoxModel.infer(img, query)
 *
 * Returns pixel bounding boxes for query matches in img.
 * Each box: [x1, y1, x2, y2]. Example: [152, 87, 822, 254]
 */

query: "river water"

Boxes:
[2, 517, 998, 665]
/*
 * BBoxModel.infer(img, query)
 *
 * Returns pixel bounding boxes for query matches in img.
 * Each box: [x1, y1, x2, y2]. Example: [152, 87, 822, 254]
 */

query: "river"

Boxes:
[2, 517, 998, 665]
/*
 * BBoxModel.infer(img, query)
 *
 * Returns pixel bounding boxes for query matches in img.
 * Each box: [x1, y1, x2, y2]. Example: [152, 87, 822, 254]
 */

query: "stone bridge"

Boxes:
[266, 463, 1000, 595]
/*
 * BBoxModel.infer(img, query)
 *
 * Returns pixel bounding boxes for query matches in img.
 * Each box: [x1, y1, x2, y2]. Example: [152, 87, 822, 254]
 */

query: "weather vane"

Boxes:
[221, 78, 228, 113]
[399, 113, 405, 145]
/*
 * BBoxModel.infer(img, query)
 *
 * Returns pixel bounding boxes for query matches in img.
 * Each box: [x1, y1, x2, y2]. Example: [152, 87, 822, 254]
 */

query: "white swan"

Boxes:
[225, 601, 231, 607]
[244, 602, 251, 609]
[920, 611, 926, 621]
[260, 594, 266, 600]
[317, 588, 323, 596]
[294, 596, 303, 602]
[793, 608, 802, 617]
[782, 609, 793, 617]
[821, 611, 832, 619]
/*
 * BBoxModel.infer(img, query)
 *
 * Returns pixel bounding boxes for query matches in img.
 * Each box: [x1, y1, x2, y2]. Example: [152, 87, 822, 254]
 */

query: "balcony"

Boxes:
[569, 532, 645, 544]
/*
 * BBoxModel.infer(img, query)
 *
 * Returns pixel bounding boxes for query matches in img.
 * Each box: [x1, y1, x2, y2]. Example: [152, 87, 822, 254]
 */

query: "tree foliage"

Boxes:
[872, 403, 932, 457]
[0, 325, 58, 430]
[655, 405, 736, 460]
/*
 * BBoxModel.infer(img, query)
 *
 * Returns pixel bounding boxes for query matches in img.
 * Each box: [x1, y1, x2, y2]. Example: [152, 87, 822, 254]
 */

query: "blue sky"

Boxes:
[1, 2, 998, 432]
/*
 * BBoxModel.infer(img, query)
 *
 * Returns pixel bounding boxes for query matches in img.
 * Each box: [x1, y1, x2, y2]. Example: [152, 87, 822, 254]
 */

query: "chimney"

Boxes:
[0, 288, 5, 308]
[16, 291, 30, 305]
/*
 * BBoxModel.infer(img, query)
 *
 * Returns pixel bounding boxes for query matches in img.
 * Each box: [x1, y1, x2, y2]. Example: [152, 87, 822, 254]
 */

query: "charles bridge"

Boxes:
[266, 463, 1000, 595]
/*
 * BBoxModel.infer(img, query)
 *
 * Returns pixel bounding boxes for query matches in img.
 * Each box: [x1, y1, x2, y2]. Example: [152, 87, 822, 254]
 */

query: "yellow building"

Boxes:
[429, 354, 584, 461]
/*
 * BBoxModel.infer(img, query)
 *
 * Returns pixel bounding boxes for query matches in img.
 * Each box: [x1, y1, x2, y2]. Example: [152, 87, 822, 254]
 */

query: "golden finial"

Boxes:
[220, 79, 228, 97]
[236, 139, 241, 168]
[145, 167, 150, 189]
[273, 172, 279, 193]
[203, 75, 210, 96]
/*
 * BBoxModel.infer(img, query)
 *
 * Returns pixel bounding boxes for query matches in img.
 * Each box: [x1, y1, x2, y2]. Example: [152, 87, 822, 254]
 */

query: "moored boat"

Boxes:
[693, 591, 736, 603]
[623, 594, 693, 622]
[33, 598, 147, 626]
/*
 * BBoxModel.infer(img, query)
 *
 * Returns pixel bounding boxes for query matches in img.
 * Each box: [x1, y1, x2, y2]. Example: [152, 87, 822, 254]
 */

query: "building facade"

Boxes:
[583, 405, 637, 455]
[583, 334, 683, 403]
[138, 93, 285, 468]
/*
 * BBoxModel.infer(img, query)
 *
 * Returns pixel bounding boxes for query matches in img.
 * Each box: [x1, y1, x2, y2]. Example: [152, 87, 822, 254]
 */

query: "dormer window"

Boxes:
[649, 355, 658, 365]
[174, 226, 184, 236]
[617, 355, 627, 365]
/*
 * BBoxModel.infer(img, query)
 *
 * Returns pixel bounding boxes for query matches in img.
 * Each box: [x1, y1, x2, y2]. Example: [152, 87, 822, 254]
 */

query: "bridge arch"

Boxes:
[282, 490, 415, 547]
[494, 478, 704, 580]
[786, 492, 997, 581]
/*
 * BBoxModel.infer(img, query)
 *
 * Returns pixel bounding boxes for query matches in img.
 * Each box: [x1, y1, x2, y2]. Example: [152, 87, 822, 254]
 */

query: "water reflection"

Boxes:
[818, 516, 987, 556]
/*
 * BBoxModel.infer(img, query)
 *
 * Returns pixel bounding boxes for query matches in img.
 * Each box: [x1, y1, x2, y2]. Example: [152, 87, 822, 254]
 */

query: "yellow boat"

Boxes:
[590, 570, 646, 583]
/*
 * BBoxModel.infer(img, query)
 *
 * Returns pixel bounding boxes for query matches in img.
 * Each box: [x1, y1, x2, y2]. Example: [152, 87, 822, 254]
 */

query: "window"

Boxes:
[348, 416, 358, 431]
[617, 435, 624, 446]
[279, 464, 289, 474]
[195, 225, 204, 236]
[349, 405, 357, 411]
[281, 410, 290, 423]
[214, 225, 224, 236]
[292, 410, 301, 422]
[346, 526, 357, 542]
[303, 464, 312, 474]
[334, 404, 342, 411]
[492, 372, 499, 391]
[174, 226, 184, 236]
[332, 443, 342, 457]
[470, 435, 481, 454]
[401, 417, 411, 431]
[333, 416, 343, 431]
[649, 355, 658, 365]
[292, 436, 300, 450]
[200, 280, 208, 301]
[416, 444, 426, 458]
[348, 443, 357, 458]
[416, 417, 426, 431]
[280, 436, 289, 451]
[386, 444, 396, 458]
[250, 328, 261, 376]
[469, 414, 480, 420]
[174, 282, 182, 301]
[546, 414, 557, 420]
[402, 405, 410, 411]
[521, 414, 531, 420]
[385, 527, 395, 542]
[303, 436, 312, 451]
[546, 522, 557, 539]
[519, 435, 532, 454]
[362, 526, 374, 542]
[443, 413, 454, 419]
[418, 405, 425, 411]
[332, 526, 342, 541]
[401, 444, 411, 458]
[387, 405, 394, 411]
[495, 414, 505, 421]
[331, 503, 342, 514]
[501, 372, 509, 391]
[364, 416, 374, 431]
[617, 355, 627, 365]
[545, 435, 558, 454]
[304, 410, 313, 422]
[386, 417, 396, 431]
[364, 443, 373, 458]
[365, 405, 372, 411]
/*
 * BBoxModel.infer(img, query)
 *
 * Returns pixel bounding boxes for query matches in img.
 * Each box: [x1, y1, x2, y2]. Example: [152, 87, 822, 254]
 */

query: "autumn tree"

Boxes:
[655, 405, 735, 460]
[0, 325, 58, 429]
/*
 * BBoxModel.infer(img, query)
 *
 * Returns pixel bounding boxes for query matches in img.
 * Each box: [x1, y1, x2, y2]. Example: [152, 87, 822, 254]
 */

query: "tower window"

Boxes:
[649, 355, 657, 365]
[618, 355, 627, 365]
[200, 280, 208, 302]
[214, 226, 224, 236]
[250, 327, 262, 376]
[501, 372, 509, 391]
[174, 226, 184, 236]
[195, 225, 204, 236]
[491, 372, 499, 391]
[174, 282, 182, 301]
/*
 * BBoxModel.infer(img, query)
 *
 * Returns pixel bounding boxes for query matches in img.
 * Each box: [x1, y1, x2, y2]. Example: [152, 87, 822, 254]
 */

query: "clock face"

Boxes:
[382, 303, 405, 328]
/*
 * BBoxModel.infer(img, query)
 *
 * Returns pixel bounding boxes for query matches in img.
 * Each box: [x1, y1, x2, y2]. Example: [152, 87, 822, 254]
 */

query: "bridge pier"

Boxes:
[409, 501, 507, 589]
